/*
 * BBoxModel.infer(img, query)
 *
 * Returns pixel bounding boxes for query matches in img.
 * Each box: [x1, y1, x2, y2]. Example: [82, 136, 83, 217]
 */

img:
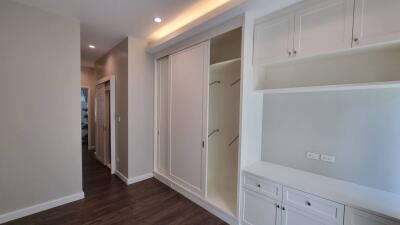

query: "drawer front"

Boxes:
[243, 172, 282, 200]
[344, 206, 400, 225]
[283, 187, 344, 224]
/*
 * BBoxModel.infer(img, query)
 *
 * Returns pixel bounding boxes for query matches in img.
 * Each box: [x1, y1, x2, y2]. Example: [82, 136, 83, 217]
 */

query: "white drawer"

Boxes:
[243, 172, 282, 200]
[283, 186, 344, 224]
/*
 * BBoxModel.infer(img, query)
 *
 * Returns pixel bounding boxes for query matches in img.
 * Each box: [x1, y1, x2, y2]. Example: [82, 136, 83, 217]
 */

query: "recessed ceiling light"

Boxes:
[154, 17, 162, 23]
[89, 45, 95, 49]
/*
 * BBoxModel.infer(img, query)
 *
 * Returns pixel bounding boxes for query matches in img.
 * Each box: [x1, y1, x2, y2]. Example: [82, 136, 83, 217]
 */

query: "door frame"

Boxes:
[96, 75, 116, 174]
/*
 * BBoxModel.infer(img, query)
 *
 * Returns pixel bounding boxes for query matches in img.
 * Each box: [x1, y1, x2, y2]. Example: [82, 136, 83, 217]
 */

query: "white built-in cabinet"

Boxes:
[242, 171, 400, 225]
[293, 0, 354, 57]
[353, 0, 400, 47]
[168, 42, 209, 196]
[242, 189, 281, 225]
[254, 0, 400, 66]
[345, 207, 400, 225]
[253, 13, 294, 65]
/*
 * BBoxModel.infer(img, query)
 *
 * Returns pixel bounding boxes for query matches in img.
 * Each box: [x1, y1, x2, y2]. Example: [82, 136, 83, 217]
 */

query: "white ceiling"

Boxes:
[13, 0, 214, 65]
[13, 0, 303, 65]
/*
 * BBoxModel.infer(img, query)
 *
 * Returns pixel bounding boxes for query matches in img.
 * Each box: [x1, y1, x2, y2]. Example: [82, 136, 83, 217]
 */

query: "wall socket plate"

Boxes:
[321, 154, 335, 163]
[306, 152, 320, 160]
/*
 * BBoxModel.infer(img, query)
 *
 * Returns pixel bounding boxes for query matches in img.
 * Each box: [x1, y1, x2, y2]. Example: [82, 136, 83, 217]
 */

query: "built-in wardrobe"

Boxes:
[155, 28, 242, 219]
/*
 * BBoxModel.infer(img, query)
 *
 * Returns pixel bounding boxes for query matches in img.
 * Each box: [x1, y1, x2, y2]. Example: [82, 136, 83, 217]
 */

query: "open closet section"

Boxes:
[206, 28, 241, 216]
[154, 27, 242, 222]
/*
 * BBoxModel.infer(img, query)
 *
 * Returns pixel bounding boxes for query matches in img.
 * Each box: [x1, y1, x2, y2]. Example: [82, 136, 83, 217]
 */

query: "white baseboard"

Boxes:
[153, 172, 239, 225]
[88, 145, 95, 150]
[0, 192, 84, 224]
[115, 170, 129, 183]
[115, 171, 153, 185]
[127, 173, 154, 185]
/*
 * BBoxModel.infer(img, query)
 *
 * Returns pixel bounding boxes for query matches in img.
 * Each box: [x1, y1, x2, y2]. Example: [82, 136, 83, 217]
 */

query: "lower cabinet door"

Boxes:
[281, 205, 336, 225]
[344, 207, 400, 225]
[242, 189, 281, 225]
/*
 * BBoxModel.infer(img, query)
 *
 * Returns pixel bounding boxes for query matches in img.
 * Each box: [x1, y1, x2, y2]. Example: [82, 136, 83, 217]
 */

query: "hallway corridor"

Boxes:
[5, 147, 226, 225]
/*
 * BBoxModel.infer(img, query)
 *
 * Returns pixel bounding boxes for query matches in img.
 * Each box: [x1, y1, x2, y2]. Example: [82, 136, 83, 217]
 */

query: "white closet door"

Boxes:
[157, 56, 170, 175]
[353, 0, 400, 46]
[293, 0, 354, 57]
[95, 83, 106, 164]
[170, 42, 209, 195]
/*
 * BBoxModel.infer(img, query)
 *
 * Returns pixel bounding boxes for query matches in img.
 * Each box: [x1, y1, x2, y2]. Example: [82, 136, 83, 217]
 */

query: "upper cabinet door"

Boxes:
[353, 0, 400, 47]
[169, 42, 209, 196]
[293, 0, 354, 57]
[253, 13, 294, 65]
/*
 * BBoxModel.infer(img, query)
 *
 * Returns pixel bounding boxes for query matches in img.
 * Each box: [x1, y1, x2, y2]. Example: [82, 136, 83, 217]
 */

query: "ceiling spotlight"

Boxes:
[154, 17, 162, 23]
[89, 45, 95, 49]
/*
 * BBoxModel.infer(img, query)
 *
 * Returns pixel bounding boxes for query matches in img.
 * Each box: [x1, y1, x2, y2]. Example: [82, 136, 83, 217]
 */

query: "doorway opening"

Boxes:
[81, 87, 89, 145]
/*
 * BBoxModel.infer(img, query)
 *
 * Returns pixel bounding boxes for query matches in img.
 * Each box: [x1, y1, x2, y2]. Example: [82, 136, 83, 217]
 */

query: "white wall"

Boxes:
[128, 37, 154, 179]
[95, 39, 129, 177]
[0, 0, 82, 218]
[261, 88, 400, 194]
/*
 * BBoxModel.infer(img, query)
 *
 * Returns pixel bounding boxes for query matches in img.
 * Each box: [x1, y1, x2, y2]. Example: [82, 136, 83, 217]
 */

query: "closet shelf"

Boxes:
[254, 40, 400, 93]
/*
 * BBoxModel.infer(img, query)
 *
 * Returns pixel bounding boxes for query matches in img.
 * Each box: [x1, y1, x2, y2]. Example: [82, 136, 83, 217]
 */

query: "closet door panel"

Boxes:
[157, 57, 170, 174]
[95, 84, 106, 164]
[353, 0, 400, 46]
[294, 0, 354, 57]
[170, 42, 208, 195]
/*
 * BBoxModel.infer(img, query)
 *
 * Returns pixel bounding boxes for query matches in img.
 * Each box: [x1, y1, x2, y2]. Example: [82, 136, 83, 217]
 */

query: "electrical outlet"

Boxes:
[306, 152, 320, 160]
[321, 154, 335, 163]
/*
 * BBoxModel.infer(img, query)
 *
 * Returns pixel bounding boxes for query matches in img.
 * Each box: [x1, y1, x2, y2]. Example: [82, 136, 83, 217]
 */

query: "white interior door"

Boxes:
[293, 0, 354, 57]
[353, 0, 400, 47]
[95, 83, 106, 164]
[157, 56, 170, 175]
[170, 41, 209, 196]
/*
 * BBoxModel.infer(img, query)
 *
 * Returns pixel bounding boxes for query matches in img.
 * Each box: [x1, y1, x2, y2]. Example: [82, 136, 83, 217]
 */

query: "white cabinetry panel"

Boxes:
[282, 205, 336, 225]
[156, 57, 170, 174]
[353, 0, 400, 46]
[254, 14, 294, 65]
[294, 0, 353, 57]
[345, 207, 400, 225]
[242, 189, 281, 225]
[170, 42, 209, 195]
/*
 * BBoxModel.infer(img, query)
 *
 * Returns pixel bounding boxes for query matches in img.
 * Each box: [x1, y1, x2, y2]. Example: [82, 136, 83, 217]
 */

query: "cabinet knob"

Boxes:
[306, 201, 311, 206]
[354, 38, 359, 43]
[282, 206, 286, 211]
[256, 183, 261, 188]
[276, 204, 280, 209]
[293, 49, 297, 55]
[287, 51, 292, 56]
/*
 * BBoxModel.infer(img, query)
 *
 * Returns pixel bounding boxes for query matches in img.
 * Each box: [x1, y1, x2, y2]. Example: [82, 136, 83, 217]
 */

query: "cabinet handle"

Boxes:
[293, 49, 297, 55]
[306, 201, 312, 206]
[287, 51, 292, 56]
[276, 204, 280, 209]
[282, 206, 286, 211]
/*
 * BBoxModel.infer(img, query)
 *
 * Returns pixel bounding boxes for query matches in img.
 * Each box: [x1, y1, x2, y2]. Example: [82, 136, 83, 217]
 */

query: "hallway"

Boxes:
[5, 146, 226, 225]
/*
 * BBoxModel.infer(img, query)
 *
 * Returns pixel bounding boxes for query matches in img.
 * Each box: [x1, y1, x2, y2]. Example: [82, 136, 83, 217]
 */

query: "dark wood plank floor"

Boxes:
[5, 146, 227, 225]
